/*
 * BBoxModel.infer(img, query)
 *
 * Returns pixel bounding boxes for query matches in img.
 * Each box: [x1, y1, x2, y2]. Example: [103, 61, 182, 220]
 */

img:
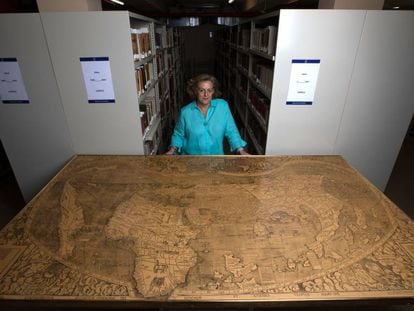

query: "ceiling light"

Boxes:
[229, 0, 235, 3]
[110, 0, 124, 5]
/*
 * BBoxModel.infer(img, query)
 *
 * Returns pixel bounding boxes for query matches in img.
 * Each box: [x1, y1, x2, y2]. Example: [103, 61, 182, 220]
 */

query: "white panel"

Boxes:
[318, 0, 384, 10]
[266, 10, 366, 155]
[0, 14, 74, 202]
[334, 11, 414, 190]
[36, 0, 102, 12]
[41, 11, 143, 154]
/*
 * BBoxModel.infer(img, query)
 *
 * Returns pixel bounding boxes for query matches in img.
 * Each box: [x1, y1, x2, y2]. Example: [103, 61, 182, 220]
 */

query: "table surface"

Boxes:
[0, 155, 413, 304]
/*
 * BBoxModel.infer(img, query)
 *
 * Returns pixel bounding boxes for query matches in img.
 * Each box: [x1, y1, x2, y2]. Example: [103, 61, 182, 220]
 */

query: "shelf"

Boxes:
[138, 79, 155, 104]
[134, 54, 154, 68]
[246, 99, 267, 132]
[162, 90, 169, 101]
[236, 46, 249, 55]
[249, 48, 275, 61]
[143, 113, 161, 142]
[248, 75, 272, 99]
[246, 127, 264, 155]
[129, 11, 156, 23]
[150, 142, 159, 155]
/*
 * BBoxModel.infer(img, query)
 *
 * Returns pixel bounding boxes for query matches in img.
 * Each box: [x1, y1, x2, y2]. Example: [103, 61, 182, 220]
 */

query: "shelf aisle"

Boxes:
[215, 11, 279, 154]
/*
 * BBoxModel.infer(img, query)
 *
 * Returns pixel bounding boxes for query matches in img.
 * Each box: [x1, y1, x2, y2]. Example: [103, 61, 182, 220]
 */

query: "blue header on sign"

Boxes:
[292, 59, 320, 64]
[80, 57, 109, 62]
[88, 99, 115, 104]
[2, 100, 30, 104]
[0, 58, 17, 62]
[286, 101, 313, 105]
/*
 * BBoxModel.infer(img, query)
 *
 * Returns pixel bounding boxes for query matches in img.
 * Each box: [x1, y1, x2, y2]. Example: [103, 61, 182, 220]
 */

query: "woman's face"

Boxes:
[196, 80, 214, 106]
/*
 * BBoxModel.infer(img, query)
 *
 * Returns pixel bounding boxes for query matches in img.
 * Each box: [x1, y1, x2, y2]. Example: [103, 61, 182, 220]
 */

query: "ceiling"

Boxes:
[1, 0, 412, 17]
[102, 0, 319, 18]
[101, 0, 414, 18]
[383, 0, 414, 9]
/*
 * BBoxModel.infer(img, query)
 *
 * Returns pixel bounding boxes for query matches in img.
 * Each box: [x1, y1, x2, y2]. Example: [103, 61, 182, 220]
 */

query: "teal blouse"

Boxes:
[171, 99, 246, 155]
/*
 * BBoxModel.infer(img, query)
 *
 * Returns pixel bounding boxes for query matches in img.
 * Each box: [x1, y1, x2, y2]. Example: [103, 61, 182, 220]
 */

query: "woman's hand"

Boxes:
[237, 148, 250, 155]
[165, 147, 177, 155]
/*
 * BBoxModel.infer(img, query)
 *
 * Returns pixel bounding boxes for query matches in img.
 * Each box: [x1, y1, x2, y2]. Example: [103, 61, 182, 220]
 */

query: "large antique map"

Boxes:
[0, 155, 413, 303]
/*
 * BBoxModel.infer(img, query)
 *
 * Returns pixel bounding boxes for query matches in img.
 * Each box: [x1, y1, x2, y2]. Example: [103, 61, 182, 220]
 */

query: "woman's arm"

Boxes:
[165, 110, 186, 155]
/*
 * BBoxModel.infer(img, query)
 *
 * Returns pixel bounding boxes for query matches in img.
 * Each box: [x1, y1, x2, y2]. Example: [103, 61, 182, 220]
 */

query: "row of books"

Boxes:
[239, 29, 250, 49]
[135, 62, 154, 95]
[160, 97, 171, 120]
[166, 28, 174, 47]
[252, 63, 273, 96]
[131, 27, 151, 61]
[139, 95, 157, 135]
[251, 26, 277, 56]
[248, 88, 270, 125]
[166, 53, 173, 69]
[168, 74, 175, 109]
[155, 31, 163, 49]
[238, 53, 249, 72]
[155, 29, 179, 50]
[238, 75, 248, 98]
[156, 53, 165, 76]
[171, 46, 180, 61]
[158, 78, 167, 113]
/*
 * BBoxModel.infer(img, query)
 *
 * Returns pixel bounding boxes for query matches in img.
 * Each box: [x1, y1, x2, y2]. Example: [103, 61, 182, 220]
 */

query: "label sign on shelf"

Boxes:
[0, 58, 29, 104]
[80, 57, 115, 103]
[286, 59, 320, 105]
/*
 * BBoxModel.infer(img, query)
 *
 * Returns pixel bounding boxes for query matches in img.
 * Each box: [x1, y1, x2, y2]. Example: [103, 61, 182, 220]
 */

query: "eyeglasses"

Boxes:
[197, 88, 214, 94]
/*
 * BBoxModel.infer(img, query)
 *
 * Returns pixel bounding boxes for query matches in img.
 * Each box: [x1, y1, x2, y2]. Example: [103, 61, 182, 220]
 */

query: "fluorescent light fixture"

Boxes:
[229, 0, 235, 3]
[110, 0, 125, 5]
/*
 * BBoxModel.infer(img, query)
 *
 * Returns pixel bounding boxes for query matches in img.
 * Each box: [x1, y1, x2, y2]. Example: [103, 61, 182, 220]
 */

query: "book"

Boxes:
[266, 26, 277, 56]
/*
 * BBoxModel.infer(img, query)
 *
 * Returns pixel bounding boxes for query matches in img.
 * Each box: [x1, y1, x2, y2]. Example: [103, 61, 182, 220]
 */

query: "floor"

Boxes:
[0, 151, 25, 230]
[384, 127, 414, 218]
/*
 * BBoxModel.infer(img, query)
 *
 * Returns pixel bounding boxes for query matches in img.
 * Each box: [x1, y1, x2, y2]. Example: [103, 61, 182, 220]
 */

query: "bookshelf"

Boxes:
[130, 18, 156, 154]
[162, 27, 184, 153]
[215, 11, 279, 154]
[129, 14, 183, 155]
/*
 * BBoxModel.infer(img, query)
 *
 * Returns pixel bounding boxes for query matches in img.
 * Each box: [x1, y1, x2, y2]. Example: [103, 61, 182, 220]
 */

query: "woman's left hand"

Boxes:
[238, 149, 250, 155]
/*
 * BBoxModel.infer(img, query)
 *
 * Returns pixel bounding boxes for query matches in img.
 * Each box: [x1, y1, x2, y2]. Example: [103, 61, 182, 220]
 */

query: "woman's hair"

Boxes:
[186, 74, 222, 99]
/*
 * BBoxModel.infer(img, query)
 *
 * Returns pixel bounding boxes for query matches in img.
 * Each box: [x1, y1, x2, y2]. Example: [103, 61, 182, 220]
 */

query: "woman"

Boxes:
[166, 74, 248, 155]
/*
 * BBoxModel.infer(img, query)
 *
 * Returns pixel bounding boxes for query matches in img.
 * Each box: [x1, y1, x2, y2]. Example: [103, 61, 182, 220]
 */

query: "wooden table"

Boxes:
[0, 155, 413, 309]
